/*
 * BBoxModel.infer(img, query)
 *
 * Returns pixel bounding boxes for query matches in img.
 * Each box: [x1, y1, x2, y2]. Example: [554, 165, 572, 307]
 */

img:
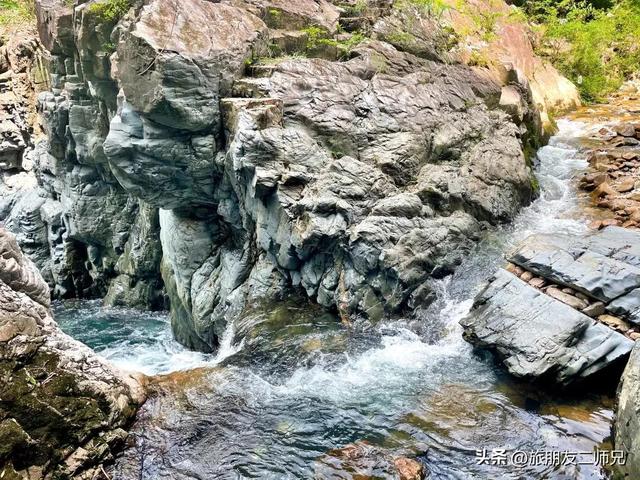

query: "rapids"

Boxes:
[54, 118, 618, 479]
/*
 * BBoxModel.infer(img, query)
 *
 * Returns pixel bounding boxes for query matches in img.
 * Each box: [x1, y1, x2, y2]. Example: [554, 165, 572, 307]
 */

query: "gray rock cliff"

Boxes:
[2, 0, 569, 352]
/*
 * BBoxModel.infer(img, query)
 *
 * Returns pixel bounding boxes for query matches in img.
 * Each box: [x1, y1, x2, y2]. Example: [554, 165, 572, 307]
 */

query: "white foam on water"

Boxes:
[98, 329, 214, 376]
[260, 116, 603, 407]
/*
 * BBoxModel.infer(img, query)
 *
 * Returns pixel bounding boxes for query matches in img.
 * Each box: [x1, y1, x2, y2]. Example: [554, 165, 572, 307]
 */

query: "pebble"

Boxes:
[521, 271, 533, 282]
[598, 314, 631, 333]
[582, 302, 605, 318]
[617, 177, 636, 193]
[529, 277, 546, 288]
[547, 287, 589, 310]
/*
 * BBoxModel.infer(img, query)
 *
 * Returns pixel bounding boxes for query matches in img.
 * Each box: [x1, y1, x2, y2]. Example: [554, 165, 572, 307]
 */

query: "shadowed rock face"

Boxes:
[0, 227, 145, 479]
[2, 0, 566, 352]
[616, 343, 640, 478]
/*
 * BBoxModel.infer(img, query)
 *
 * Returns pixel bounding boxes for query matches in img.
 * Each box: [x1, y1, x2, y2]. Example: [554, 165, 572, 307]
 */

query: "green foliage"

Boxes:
[521, 0, 640, 101]
[87, 0, 131, 24]
[396, 0, 450, 16]
[301, 26, 329, 51]
[343, 0, 368, 16]
[468, 49, 491, 67]
[301, 26, 366, 58]
[0, 0, 34, 27]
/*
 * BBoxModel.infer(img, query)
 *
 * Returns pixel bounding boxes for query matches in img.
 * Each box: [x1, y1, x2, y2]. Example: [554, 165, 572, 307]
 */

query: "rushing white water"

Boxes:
[57, 117, 616, 479]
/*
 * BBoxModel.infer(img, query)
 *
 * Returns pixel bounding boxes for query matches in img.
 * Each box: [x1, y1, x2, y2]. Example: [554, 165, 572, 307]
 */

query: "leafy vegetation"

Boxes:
[517, 0, 640, 101]
[87, 0, 131, 24]
[301, 26, 366, 58]
[0, 0, 34, 27]
[396, 0, 450, 16]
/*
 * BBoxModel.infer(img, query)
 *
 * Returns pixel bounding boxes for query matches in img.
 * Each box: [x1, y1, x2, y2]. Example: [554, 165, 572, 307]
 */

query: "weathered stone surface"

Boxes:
[615, 343, 640, 478]
[460, 269, 634, 385]
[0, 227, 145, 478]
[609, 288, 640, 326]
[1, 23, 165, 309]
[510, 227, 640, 303]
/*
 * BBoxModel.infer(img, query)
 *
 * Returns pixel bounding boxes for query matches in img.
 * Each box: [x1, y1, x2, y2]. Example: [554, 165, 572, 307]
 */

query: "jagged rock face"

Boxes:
[5, 0, 560, 352]
[0, 227, 145, 479]
[461, 269, 633, 385]
[461, 226, 640, 386]
[616, 343, 640, 478]
[0, 19, 165, 309]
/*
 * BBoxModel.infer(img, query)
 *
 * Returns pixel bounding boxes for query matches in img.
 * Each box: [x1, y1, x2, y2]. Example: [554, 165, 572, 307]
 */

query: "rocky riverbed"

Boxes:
[45, 106, 625, 479]
[5, 0, 640, 478]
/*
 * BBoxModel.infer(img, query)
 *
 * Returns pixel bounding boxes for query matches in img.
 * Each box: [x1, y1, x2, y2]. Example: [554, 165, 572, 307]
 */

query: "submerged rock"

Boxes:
[0, 227, 145, 478]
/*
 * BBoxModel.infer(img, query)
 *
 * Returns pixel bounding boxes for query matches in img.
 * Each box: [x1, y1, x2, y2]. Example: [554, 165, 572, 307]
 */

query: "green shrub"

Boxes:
[0, 0, 34, 27]
[87, 0, 131, 24]
[396, 0, 450, 16]
[521, 0, 640, 101]
[301, 26, 366, 58]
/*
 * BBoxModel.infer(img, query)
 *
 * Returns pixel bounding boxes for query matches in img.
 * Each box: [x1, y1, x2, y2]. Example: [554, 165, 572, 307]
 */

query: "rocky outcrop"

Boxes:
[461, 226, 640, 385]
[0, 18, 165, 309]
[579, 119, 640, 231]
[0, 227, 145, 479]
[1, 0, 578, 352]
[0, 25, 46, 172]
[445, 0, 581, 121]
[616, 342, 640, 478]
[369, 0, 581, 138]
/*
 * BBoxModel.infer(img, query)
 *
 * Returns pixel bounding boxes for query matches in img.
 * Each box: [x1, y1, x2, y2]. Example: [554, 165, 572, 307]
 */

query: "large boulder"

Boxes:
[460, 269, 634, 385]
[461, 227, 640, 386]
[0, 227, 145, 479]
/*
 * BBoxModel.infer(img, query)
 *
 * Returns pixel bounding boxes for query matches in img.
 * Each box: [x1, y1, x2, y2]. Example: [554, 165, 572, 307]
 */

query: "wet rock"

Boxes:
[460, 269, 634, 385]
[615, 343, 640, 478]
[0, 227, 145, 478]
[315, 440, 425, 479]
